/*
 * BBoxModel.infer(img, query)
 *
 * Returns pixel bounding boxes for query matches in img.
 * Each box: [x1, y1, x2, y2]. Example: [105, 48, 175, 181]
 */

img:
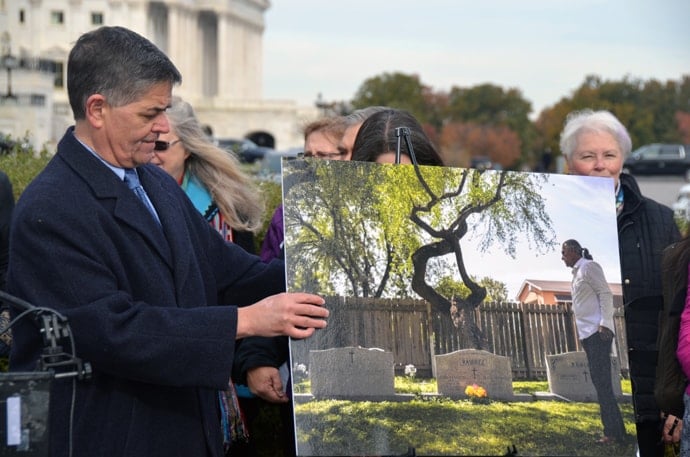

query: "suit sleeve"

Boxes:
[0, 171, 14, 291]
[233, 336, 289, 384]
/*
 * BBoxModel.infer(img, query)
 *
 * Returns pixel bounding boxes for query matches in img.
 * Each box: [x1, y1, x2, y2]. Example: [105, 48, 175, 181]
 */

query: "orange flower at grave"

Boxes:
[464, 383, 488, 398]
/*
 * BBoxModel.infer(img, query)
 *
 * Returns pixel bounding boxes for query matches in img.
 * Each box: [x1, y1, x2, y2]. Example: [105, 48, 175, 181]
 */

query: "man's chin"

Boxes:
[133, 151, 156, 166]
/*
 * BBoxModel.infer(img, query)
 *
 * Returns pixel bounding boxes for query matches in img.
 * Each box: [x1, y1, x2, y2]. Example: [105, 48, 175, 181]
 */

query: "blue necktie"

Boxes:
[123, 169, 161, 226]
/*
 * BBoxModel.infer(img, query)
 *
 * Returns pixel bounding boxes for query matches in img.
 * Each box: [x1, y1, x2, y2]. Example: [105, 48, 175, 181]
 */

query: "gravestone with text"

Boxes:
[546, 351, 622, 402]
[309, 347, 395, 400]
[282, 160, 636, 455]
[435, 349, 514, 400]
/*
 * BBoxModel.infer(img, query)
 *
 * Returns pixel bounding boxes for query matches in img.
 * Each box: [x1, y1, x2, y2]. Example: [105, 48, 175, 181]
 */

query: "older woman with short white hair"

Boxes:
[560, 109, 680, 456]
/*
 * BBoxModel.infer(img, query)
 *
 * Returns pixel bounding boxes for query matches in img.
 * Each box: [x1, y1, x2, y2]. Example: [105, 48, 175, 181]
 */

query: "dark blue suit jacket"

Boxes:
[7, 128, 285, 457]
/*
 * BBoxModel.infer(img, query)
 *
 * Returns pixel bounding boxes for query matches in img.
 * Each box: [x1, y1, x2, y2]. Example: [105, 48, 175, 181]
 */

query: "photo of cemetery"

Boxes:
[282, 158, 636, 456]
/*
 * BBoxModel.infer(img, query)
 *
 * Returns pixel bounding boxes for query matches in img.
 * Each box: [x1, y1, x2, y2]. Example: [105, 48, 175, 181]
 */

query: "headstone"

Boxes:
[435, 349, 514, 400]
[546, 351, 622, 402]
[309, 347, 395, 400]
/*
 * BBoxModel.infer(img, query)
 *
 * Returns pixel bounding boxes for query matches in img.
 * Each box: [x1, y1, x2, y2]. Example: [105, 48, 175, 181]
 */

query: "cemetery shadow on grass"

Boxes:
[296, 399, 636, 456]
[294, 379, 636, 456]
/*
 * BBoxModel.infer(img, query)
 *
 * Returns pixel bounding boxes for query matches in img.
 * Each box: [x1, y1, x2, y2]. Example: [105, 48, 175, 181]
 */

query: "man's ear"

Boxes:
[84, 94, 107, 128]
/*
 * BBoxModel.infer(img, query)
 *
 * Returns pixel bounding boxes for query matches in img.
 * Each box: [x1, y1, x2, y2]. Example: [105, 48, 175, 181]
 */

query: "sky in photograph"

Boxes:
[263, 0, 690, 118]
[459, 172, 620, 299]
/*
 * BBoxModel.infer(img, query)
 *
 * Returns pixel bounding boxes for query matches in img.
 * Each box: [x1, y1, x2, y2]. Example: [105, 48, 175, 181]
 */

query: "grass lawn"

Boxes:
[294, 377, 637, 456]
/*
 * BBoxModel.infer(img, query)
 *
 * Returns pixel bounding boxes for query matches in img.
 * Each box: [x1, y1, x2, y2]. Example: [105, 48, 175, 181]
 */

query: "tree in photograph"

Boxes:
[283, 160, 555, 350]
[407, 166, 556, 348]
[283, 160, 408, 298]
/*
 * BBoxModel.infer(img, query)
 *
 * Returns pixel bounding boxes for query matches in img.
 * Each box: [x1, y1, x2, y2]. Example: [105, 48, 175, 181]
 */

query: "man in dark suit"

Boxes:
[6, 26, 328, 457]
[0, 169, 13, 292]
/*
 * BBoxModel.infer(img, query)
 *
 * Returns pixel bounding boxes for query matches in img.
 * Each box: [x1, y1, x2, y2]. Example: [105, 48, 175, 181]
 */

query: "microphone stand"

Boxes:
[394, 127, 419, 166]
[0, 290, 91, 380]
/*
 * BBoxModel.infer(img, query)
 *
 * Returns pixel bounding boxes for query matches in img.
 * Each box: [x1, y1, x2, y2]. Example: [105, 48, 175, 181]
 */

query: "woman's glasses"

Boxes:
[154, 139, 182, 151]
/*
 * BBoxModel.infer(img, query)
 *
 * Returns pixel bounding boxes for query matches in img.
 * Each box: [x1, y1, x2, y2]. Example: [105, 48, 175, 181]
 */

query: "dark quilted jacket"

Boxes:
[618, 173, 680, 422]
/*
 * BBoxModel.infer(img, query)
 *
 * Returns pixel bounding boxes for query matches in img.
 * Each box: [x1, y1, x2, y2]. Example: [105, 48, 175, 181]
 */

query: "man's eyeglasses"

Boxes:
[300, 150, 346, 159]
[154, 139, 182, 151]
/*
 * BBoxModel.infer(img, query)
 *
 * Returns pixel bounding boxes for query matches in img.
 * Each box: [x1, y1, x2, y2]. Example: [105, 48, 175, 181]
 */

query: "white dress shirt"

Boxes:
[571, 257, 615, 340]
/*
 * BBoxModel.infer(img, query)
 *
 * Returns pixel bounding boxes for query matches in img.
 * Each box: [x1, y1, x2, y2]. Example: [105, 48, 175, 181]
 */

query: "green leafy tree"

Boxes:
[283, 160, 408, 297]
[408, 167, 556, 348]
[351, 72, 437, 127]
[445, 83, 535, 168]
[283, 160, 555, 352]
[535, 74, 690, 165]
[0, 134, 51, 200]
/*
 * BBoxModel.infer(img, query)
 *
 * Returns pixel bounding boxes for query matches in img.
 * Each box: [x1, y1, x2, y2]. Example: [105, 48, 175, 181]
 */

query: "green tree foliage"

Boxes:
[350, 71, 689, 170]
[536, 74, 690, 160]
[351, 72, 437, 127]
[446, 84, 532, 136]
[407, 167, 555, 347]
[350, 74, 535, 169]
[436, 275, 508, 303]
[283, 160, 414, 297]
[282, 159, 556, 335]
[0, 135, 51, 200]
[254, 180, 282, 253]
[444, 84, 535, 168]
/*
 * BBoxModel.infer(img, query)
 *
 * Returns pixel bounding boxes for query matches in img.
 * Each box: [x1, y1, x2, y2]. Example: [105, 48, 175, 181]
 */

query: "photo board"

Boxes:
[282, 158, 635, 456]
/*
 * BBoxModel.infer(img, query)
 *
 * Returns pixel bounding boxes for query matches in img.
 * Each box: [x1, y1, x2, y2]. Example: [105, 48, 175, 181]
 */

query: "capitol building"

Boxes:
[0, 0, 317, 151]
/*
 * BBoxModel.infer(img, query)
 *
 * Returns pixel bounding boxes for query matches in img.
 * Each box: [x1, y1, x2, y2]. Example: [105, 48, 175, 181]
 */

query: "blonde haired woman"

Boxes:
[152, 96, 264, 252]
[153, 96, 285, 455]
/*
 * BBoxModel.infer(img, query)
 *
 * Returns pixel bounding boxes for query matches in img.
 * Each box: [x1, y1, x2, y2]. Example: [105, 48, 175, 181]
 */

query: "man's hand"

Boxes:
[662, 413, 682, 444]
[598, 325, 614, 341]
[237, 292, 328, 339]
[246, 366, 288, 403]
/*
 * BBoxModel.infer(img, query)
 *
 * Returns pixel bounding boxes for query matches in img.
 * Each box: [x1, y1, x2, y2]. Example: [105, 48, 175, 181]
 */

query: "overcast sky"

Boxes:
[263, 0, 690, 118]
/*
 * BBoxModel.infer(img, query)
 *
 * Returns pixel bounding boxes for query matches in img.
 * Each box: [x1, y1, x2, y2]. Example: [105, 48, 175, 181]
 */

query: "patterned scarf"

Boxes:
[615, 180, 624, 215]
[181, 172, 234, 242]
[180, 171, 249, 449]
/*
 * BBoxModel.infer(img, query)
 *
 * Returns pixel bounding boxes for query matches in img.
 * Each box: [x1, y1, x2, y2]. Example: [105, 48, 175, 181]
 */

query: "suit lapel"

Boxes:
[112, 188, 173, 269]
[138, 166, 200, 306]
[58, 133, 173, 269]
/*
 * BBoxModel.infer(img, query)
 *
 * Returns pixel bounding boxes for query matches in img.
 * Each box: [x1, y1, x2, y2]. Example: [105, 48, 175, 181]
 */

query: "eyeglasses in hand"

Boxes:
[154, 139, 182, 151]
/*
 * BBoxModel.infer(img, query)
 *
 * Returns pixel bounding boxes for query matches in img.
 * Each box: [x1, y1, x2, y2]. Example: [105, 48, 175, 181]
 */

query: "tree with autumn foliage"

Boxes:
[351, 74, 535, 169]
[535, 74, 690, 161]
[439, 121, 521, 169]
[347, 71, 690, 171]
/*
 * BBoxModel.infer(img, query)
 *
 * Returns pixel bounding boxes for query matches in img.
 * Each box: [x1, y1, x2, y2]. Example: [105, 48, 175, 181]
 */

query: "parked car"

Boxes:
[216, 138, 271, 163]
[258, 148, 302, 183]
[469, 156, 502, 171]
[623, 143, 690, 181]
[672, 183, 690, 221]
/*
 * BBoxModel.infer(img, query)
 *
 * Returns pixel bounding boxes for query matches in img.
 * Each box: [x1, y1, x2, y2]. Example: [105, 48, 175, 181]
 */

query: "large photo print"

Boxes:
[282, 158, 635, 456]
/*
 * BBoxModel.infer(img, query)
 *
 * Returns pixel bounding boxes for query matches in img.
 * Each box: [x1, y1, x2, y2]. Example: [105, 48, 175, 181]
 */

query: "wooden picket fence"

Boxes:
[290, 296, 628, 380]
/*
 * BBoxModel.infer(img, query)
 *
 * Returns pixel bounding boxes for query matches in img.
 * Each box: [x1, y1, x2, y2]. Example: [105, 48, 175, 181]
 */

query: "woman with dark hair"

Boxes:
[657, 237, 690, 455]
[351, 109, 444, 166]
